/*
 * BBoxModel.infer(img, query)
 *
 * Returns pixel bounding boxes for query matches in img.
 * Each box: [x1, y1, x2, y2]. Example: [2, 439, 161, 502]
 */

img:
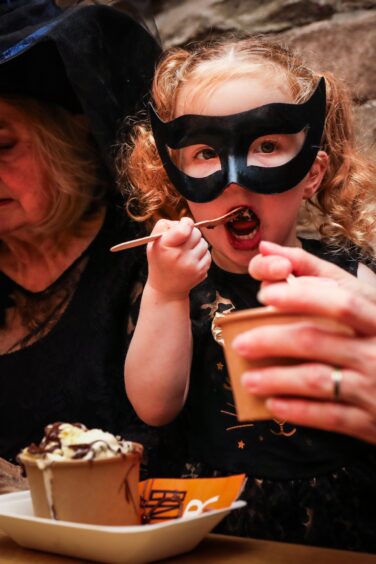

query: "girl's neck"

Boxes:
[0, 208, 106, 292]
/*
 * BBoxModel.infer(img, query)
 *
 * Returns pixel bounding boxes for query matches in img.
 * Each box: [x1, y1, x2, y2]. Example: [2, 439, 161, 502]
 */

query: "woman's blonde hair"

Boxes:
[118, 34, 376, 254]
[6, 97, 106, 236]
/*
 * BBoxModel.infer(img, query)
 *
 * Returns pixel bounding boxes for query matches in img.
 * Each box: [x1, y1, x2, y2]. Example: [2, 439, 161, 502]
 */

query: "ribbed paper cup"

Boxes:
[216, 307, 354, 421]
[19, 445, 143, 525]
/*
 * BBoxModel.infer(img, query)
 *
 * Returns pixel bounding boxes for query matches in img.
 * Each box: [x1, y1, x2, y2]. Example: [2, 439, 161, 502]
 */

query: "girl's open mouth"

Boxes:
[225, 207, 260, 250]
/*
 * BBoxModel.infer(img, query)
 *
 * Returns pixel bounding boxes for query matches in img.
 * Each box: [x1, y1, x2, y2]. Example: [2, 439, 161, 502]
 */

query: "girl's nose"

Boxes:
[224, 182, 249, 194]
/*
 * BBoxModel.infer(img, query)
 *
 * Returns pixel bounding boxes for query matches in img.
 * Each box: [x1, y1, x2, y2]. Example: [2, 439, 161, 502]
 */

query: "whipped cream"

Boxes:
[21, 422, 140, 464]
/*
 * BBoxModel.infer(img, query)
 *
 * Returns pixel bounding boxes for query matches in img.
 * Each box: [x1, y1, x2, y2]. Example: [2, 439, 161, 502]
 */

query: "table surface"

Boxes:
[1, 529, 375, 564]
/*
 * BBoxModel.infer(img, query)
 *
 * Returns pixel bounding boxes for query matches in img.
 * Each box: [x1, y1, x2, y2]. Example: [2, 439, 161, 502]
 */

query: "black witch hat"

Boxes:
[0, 0, 162, 169]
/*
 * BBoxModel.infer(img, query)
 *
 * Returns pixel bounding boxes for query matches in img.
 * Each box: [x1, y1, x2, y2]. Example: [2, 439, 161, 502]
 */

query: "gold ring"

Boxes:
[331, 368, 342, 400]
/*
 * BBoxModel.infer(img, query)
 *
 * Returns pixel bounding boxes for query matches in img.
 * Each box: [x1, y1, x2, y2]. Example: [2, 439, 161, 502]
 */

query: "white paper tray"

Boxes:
[0, 491, 245, 563]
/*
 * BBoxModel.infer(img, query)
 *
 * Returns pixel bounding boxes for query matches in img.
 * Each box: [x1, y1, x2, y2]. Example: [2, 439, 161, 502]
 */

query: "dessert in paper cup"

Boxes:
[18, 422, 143, 526]
[215, 306, 354, 421]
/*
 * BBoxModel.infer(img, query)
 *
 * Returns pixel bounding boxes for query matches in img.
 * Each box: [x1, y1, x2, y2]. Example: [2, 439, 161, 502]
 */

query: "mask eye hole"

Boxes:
[247, 129, 307, 167]
[169, 144, 221, 178]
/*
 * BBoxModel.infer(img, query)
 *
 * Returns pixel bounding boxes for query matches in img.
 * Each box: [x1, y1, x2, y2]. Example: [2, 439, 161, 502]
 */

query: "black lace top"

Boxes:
[0, 206, 147, 463]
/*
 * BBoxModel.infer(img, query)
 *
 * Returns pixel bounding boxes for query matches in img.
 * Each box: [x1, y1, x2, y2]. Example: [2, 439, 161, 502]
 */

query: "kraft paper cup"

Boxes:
[19, 446, 143, 525]
[215, 306, 354, 421]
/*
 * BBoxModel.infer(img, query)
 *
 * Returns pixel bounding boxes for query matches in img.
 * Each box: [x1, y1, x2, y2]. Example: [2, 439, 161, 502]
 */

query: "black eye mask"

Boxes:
[149, 77, 326, 203]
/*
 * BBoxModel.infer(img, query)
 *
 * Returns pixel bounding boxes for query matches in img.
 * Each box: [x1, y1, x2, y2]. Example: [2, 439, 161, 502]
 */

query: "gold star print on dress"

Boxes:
[270, 420, 297, 437]
[220, 402, 255, 432]
[207, 294, 235, 346]
[201, 291, 235, 320]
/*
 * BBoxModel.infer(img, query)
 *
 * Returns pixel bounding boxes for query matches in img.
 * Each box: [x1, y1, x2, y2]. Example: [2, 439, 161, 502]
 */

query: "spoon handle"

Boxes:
[110, 207, 245, 253]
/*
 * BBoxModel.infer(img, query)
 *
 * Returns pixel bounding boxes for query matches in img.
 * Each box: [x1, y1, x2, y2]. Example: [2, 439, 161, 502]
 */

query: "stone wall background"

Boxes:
[151, 0, 376, 158]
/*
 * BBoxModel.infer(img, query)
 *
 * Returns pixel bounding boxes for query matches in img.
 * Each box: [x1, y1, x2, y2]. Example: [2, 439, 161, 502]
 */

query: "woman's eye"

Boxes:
[196, 148, 217, 160]
[259, 140, 277, 153]
[0, 142, 16, 151]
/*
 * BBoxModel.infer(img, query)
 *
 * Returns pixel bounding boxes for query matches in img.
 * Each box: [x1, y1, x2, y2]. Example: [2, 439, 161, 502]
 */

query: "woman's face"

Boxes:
[0, 99, 51, 238]
[174, 75, 322, 273]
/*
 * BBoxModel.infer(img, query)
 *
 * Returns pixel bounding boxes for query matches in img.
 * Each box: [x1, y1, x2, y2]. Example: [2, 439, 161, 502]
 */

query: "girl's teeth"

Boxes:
[231, 227, 258, 240]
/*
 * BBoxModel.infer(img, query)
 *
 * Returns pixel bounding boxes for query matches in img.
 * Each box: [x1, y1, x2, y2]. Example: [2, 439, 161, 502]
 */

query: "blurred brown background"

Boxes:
[151, 0, 376, 158]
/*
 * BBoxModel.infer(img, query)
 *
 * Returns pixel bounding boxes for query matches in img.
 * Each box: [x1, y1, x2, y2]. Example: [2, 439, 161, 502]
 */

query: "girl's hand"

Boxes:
[146, 217, 211, 300]
[234, 241, 376, 445]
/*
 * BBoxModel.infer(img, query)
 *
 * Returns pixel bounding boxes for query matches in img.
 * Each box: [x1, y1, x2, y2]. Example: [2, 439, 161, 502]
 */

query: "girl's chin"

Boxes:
[212, 246, 259, 274]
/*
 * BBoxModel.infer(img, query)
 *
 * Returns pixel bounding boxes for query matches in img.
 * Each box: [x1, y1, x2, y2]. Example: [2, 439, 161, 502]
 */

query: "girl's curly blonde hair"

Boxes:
[117, 34, 375, 255]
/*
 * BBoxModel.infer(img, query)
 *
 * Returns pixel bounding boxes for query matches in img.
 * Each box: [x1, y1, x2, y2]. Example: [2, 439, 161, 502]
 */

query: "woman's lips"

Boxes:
[0, 198, 13, 207]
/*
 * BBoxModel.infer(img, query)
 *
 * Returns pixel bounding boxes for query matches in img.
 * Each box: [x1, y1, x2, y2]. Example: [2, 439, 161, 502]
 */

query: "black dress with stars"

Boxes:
[166, 239, 376, 553]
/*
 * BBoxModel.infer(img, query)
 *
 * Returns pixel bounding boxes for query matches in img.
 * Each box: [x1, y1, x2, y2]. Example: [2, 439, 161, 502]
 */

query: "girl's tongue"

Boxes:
[227, 208, 259, 235]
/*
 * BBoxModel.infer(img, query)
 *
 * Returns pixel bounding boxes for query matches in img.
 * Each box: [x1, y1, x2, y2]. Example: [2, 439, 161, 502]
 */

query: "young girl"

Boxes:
[121, 36, 376, 552]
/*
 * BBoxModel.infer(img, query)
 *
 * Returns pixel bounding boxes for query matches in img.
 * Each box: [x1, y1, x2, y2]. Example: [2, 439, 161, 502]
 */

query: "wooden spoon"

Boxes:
[110, 206, 247, 252]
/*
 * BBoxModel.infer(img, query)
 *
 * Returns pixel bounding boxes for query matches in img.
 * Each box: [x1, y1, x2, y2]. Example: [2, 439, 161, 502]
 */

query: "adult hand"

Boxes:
[233, 241, 376, 444]
[0, 458, 28, 494]
[146, 217, 211, 300]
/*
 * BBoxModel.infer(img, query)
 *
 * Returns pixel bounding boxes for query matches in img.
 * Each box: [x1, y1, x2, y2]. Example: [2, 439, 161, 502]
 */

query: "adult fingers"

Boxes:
[249, 253, 294, 282]
[257, 283, 376, 335]
[233, 323, 376, 372]
[241, 363, 375, 412]
[265, 397, 376, 445]
[257, 241, 357, 287]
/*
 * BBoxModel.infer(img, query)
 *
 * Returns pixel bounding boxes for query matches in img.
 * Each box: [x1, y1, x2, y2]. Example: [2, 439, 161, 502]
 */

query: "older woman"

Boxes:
[0, 0, 160, 483]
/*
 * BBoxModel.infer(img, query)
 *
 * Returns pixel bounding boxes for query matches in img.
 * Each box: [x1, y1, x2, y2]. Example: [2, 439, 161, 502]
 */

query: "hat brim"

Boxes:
[0, 2, 161, 166]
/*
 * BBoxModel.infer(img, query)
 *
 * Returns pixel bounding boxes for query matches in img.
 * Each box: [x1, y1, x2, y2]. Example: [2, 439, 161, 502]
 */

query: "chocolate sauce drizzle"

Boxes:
[25, 422, 138, 460]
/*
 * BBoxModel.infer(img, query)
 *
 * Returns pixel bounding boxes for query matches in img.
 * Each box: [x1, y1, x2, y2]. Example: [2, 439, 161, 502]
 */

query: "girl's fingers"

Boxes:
[257, 283, 376, 336]
[187, 226, 203, 249]
[151, 219, 177, 235]
[160, 217, 195, 247]
[265, 398, 376, 445]
[198, 250, 212, 274]
[233, 322, 375, 373]
[191, 237, 209, 260]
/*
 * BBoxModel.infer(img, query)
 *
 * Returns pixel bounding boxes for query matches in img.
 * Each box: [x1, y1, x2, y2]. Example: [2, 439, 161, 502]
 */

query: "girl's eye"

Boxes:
[196, 148, 217, 160]
[259, 140, 277, 153]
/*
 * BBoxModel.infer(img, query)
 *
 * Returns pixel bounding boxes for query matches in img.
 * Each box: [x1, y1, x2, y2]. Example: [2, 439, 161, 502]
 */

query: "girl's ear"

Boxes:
[303, 150, 329, 198]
